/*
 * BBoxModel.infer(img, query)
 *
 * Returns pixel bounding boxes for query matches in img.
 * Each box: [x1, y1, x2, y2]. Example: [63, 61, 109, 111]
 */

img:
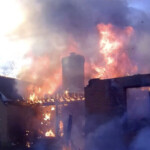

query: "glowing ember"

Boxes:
[59, 120, 64, 137]
[51, 106, 55, 111]
[65, 90, 69, 95]
[45, 130, 55, 137]
[29, 93, 37, 102]
[93, 23, 137, 79]
[26, 142, 30, 148]
[44, 113, 51, 121]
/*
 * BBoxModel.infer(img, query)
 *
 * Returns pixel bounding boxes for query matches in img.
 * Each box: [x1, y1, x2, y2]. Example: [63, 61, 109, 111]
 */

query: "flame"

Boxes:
[45, 130, 56, 137]
[92, 24, 137, 79]
[44, 113, 51, 121]
[18, 55, 62, 99]
[51, 106, 55, 111]
[59, 120, 64, 137]
[67, 37, 80, 54]
[26, 142, 31, 148]
[29, 93, 36, 102]
[141, 87, 150, 91]
[27, 90, 84, 104]
[64, 90, 69, 99]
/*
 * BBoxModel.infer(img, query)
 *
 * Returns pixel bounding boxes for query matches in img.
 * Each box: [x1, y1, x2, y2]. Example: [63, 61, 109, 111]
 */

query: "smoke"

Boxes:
[9, 0, 150, 93]
[84, 115, 150, 150]
[85, 117, 126, 150]
[127, 88, 150, 120]
[84, 118, 150, 150]
[129, 127, 150, 150]
[17, 0, 130, 56]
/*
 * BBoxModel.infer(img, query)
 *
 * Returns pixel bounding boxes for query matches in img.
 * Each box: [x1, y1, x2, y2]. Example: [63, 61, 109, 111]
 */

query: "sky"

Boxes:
[0, 0, 32, 77]
[128, 0, 150, 13]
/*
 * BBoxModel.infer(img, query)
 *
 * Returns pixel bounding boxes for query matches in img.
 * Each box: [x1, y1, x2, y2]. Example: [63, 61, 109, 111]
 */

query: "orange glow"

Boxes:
[29, 93, 36, 102]
[51, 107, 55, 111]
[45, 130, 56, 137]
[44, 113, 51, 121]
[26, 142, 31, 148]
[92, 24, 137, 79]
[19, 54, 62, 102]
[27, 89, 84, 104]
[59, 120, 64, 137]
[141, 87, 150, 91]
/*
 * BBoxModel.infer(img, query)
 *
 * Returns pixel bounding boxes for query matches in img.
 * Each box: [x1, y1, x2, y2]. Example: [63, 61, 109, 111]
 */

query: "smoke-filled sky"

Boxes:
[0, 0, 150, 81]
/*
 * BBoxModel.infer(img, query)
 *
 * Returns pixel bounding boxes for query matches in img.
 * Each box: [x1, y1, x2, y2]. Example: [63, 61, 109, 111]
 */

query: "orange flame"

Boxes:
[92, 23, 137, 79]
[45, 130, 56, 137]
[44, 113, 51, 121]
[59, 120, 64, 137]
[26, 142, 31, 148]
[18, 54, 62, 99]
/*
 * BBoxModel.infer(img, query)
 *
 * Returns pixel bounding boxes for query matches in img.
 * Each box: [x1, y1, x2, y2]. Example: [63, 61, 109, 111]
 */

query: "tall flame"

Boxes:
[18, 54, 61, 98]
[92, 24, 137, 79]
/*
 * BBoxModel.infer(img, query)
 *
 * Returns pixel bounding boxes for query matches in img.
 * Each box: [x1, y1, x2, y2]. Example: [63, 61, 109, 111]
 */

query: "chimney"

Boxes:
[62, 53, 85, 93]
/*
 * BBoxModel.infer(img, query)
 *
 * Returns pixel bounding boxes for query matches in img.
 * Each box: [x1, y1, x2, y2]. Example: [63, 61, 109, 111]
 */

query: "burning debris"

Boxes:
[27, 90, 84, 104]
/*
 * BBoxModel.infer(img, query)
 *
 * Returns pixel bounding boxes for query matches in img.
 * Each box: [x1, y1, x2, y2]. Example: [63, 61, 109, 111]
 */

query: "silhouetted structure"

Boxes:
[85, 74, 150, 133]
[0, 76, 28, 100]
[62, 53, 85, 93]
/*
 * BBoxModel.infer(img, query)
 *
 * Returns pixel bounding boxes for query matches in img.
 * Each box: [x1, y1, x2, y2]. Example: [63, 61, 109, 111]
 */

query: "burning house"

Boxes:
[0, 100, 35, 148]
[1, 50, 150, 150]
[1, 0, 150, 149]
[0, 94, 62, 149]
[0, 53, 85, 150]
[1, 51, 150, 150]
